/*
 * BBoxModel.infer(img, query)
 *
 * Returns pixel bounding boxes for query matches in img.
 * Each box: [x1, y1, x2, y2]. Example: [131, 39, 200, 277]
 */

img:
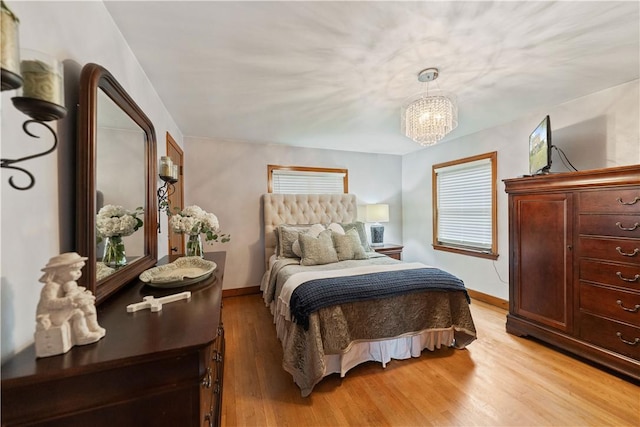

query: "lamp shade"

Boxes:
[365, 204, 389, 223]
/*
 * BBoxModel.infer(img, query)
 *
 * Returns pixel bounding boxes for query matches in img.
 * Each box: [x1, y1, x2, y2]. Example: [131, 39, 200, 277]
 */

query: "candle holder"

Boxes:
[157, 157, 179, 233]
[0, 0, 22, 91]
[12, 49, 67, 121]
[1, 48, 68, 190]
[1, 120, 60, 190]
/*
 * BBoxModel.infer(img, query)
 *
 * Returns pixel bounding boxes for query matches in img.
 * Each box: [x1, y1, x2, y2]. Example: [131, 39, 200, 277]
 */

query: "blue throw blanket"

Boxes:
[289, 268, 469, 330]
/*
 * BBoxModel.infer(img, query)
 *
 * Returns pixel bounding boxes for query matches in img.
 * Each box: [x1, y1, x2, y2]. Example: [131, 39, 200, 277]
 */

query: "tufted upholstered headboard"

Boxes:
[262, 193, 358, 268]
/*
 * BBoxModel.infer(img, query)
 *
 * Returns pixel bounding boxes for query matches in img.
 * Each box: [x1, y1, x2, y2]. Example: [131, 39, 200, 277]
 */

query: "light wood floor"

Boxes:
[221, 294, 640, 426]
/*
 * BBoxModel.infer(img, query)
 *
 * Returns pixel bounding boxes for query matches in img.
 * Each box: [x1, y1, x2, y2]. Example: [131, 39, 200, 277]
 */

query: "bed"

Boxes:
[261, 193, 476, 396]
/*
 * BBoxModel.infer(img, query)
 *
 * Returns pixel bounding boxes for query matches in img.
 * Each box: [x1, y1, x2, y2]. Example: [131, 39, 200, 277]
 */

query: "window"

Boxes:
[432, 151, 498, 259]
[268, 165, 348, 194]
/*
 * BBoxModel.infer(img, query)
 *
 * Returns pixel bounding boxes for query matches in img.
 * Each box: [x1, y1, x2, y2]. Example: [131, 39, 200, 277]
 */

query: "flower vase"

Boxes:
[186, 234, 204, 258]
[103, 235, 126, 268]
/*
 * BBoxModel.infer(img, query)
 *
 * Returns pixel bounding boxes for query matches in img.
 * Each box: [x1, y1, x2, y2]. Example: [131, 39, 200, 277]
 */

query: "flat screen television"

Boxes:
[529, 115, 552, 175]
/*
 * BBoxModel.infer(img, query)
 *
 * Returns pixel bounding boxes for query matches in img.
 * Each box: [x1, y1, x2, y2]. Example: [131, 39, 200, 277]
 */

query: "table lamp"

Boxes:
[365, 204, 389, 246]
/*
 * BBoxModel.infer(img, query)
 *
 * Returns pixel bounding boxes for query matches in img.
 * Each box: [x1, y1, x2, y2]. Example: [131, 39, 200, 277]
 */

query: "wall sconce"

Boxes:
[1, 1, 68, 190]
[365, 204, 389, 246]
[157, 156, 178, 233]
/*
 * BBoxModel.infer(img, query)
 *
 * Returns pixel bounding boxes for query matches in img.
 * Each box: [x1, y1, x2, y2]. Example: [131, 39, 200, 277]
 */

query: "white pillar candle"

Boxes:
[159, 156, 173, 178]
[0, 2, 20, 75]
[20, 59, 63, 105]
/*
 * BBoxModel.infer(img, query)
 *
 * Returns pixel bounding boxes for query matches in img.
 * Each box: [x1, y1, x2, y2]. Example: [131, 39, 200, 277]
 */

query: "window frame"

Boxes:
[432, 151, 498, 260]
[267, 164, 348, 194]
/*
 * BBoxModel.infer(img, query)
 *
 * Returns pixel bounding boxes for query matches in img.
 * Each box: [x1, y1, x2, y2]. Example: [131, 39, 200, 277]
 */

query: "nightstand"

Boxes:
[372, 244, 404, 260]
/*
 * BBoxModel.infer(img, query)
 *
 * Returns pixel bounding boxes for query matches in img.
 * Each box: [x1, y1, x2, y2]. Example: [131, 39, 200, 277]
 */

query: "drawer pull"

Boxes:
[202, 367, 212, 388]
[617, 196, 640, 206]
[615, 222, 639, 231]
[616, 300, 640, 313]
[616, 332, 640, 346]
[616, 272, 640, 282]
[616, 247, 639, 257]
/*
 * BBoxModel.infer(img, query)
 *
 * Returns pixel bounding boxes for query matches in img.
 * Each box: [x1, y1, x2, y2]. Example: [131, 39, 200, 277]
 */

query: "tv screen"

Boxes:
[529, 115, 552, 175]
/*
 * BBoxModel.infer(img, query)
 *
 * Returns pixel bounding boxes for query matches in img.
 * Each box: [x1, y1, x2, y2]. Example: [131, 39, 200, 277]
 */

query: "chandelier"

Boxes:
[401, 68, 458, 146]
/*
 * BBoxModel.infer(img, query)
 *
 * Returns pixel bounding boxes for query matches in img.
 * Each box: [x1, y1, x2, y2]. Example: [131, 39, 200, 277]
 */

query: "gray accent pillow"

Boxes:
[299, 229, 339, 266]
[332, 228, 367, 261]
[341, 221, 372, 252]
[292, 224, 326, 257]
[277, 224, 313, 258]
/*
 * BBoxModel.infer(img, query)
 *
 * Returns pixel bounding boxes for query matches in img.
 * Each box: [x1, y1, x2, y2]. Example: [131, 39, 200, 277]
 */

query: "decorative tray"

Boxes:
[139, 257, 216, 288]
[96, 262, 116, 281]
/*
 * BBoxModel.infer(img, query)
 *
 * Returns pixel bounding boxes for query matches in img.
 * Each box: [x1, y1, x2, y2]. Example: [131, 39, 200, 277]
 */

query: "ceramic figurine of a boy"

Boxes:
[35, 252, 106, 357]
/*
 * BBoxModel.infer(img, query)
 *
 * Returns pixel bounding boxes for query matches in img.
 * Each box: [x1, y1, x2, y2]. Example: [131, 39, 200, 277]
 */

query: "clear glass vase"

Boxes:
[186, 234, 204, 258]
[102, 235, 126, 268]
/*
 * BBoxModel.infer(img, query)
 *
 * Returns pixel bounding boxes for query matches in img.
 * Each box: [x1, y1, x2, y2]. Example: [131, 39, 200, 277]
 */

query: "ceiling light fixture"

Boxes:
[401, 68, 458, 146]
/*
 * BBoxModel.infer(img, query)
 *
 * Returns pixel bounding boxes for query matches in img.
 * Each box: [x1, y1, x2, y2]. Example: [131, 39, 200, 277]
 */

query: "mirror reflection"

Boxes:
[95, 89, 146, 281]
[77, 63, 157, 305]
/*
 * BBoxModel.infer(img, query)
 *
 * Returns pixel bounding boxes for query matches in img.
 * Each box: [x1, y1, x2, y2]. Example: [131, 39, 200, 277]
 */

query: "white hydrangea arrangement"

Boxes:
[96, 205, 144, 238]
[169, 205, 230, 243]
[96, 205, 144, 268]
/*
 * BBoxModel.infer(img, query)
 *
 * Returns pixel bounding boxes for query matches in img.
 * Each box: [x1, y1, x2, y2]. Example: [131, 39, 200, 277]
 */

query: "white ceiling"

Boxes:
[104, 1, 639, 155]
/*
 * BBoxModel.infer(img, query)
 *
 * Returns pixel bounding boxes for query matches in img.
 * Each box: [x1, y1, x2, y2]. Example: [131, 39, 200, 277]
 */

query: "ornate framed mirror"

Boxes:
[77, 63, 157, 304]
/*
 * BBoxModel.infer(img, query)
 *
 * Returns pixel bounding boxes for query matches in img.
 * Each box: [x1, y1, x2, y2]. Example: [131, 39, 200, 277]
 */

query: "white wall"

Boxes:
[402, 80, 640, 300]
[0, 1, 183, 362]
[183, 138, 403, 290]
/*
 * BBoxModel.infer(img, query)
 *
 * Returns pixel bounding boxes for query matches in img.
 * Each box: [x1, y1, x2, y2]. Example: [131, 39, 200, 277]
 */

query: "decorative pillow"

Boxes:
[274, 227, 280, 257]
[332, 228, 367, 261]
[327, 222, 345, 235]
[299, 229, 339, 266]
[292, 224, 325, 257]
[277, 224, 314, 258]
[341, 221, 372, 252]
[292, 241, 301, 258]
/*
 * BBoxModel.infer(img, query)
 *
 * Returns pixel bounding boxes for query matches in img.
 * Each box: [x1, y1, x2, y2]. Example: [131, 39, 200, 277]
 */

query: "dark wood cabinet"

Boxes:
[505, 166, 639, 380]
[1, 252, 226, 427]
[508, 192, 573, 332]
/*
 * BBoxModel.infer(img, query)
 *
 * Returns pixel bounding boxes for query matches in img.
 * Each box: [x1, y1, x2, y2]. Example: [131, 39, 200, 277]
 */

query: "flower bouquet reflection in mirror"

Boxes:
[96, 205, 144, 271]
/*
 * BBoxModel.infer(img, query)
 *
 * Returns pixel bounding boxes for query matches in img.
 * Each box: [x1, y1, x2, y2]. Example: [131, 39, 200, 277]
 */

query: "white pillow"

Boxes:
[292, 224, 325, 257]
[327, 222, 345, 235]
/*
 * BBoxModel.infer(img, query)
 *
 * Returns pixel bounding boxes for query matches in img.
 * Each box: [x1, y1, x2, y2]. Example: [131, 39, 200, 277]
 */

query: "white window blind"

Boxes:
[271, 169, 346, 194]
[435, 158, 493, 251]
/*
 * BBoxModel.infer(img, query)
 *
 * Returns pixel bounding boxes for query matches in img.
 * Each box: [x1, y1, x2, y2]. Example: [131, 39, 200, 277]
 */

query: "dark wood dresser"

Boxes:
[504, 166, 639, 380]
[373, 243, 404, 260]
[1, 252, 226, 426]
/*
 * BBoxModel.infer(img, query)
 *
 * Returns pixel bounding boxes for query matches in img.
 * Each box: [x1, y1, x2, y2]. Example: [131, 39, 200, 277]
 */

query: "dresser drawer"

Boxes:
[578, 236, 640, 264]
[579, 214, 640, 238]
[579, 313, 640, 360]
[210, 334, 224, 427]
[579, 188, 640, 213]
[579, 283, 640, 327]
[580, 259, 640, 291]
[200, 344, 215, 427]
